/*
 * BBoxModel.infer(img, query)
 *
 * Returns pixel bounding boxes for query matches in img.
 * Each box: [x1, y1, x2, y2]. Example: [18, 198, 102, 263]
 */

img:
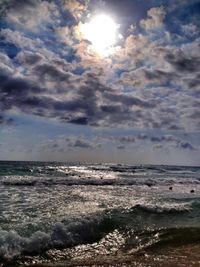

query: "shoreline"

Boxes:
[3, 242, 200, 267]
[28, 243, 200, 267]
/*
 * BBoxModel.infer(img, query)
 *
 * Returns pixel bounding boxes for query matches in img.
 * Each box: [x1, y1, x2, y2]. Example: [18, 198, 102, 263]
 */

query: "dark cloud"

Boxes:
[68, 138, 94, 149]
[118, 136, 136, 143]
[166, 53, 200, 73]
[104, 92, 157, 108]
[144, 69, 178, 85]
[179, 141, 196, 151]
[69, 117, 89, 125]
[117, 145, 125, 150]
[187, 73, 200, 89]
[109, 134, 198, 151]
[16, 51, 44, 65]
[150, 135, 197, 151]
[150, 136, 163, 142]
[100, 105, 122, 114]
[137, 133, 148, 140]
[0, 72, 44, 113]
[0, 63, 161, 128]
[43, 136, 101, 151]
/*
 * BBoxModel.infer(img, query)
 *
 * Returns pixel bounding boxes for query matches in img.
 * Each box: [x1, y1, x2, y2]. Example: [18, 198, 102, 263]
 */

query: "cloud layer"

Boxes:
[0, 0, 199, 133]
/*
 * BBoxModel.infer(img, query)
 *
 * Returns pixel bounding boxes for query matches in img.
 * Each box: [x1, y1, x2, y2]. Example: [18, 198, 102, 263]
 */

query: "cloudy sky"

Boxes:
[0, 0, 200, 165]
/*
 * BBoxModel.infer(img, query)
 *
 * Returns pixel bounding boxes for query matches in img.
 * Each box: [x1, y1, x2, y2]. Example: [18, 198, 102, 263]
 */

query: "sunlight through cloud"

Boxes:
[80, 14, 119, 56]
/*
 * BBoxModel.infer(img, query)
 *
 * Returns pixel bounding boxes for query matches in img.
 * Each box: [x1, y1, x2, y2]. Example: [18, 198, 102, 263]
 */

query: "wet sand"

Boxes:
[23, 243, 200, 267]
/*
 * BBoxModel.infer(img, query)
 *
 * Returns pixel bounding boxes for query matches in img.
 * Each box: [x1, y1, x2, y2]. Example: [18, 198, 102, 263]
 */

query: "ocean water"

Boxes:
[0, 161, 200, 266]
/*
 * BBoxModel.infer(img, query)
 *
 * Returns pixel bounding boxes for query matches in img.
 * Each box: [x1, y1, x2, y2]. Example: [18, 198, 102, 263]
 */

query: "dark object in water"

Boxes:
[190, 190, 195, 193]
[169, 186, 173, 191]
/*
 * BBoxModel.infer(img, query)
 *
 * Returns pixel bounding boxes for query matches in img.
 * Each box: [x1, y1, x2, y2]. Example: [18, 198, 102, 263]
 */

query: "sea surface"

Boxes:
[0, 161, 200, 266]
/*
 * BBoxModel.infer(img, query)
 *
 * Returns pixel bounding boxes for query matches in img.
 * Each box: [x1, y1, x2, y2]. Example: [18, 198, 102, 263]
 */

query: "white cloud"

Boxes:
[140, 6, 166, 31]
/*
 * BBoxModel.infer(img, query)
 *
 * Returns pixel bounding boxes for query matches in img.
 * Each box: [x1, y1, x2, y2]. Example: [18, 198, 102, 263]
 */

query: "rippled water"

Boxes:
[0, 161, 200, 266]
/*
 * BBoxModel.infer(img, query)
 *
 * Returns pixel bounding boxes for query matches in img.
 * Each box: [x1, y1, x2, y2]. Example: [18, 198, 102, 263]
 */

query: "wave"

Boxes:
[131, 202, 192, 214]
[0, 214, 119, 260]
[1, 162, 200, 179]
[0, 200, 197, 260]
[2, 174, 200, 187]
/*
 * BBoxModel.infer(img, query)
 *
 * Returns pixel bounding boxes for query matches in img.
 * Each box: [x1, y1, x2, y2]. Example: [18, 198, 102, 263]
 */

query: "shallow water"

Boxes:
[0, 161, 200, 266]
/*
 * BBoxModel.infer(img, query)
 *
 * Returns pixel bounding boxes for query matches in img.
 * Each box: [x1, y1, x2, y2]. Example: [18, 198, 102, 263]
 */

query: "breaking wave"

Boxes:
[0, 201, 197, 260]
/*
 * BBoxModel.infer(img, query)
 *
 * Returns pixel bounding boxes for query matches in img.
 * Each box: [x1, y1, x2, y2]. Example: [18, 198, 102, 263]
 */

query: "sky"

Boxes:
[0, 0, 200, 165]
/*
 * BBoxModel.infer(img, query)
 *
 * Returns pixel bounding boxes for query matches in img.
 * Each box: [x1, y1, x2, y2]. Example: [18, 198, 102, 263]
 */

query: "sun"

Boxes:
[80, 14, 118, 56]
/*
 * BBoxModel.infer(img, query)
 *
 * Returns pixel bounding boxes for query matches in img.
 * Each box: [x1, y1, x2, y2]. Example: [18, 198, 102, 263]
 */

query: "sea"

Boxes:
[0, 161, 200, 266]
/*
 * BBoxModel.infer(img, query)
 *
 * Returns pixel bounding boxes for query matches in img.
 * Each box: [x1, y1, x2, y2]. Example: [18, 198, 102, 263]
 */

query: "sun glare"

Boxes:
[81, 14, 118, 56]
